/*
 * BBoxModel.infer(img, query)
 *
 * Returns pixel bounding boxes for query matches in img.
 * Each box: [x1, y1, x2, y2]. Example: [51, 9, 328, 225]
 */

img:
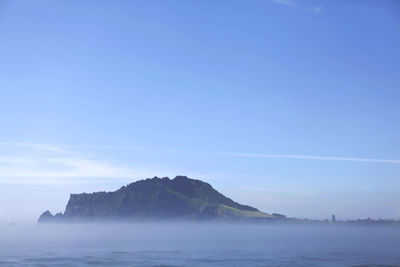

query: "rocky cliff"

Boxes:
[39, 176, 275, 222]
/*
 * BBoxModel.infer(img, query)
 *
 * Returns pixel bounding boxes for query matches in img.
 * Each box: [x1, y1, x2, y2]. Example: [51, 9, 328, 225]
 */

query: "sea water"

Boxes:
[0, 223, 399, 266]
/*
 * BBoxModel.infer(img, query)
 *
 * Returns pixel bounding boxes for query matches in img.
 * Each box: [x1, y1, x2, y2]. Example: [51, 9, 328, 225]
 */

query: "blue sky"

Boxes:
[0, 0, 399, 222]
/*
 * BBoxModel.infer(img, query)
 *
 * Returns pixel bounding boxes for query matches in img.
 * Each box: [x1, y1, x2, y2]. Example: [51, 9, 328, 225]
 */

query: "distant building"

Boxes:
[331, 214, 336, 223]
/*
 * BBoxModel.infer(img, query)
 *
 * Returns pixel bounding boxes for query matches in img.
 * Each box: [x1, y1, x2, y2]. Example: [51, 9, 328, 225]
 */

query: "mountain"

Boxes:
[38, 175, 277, 222]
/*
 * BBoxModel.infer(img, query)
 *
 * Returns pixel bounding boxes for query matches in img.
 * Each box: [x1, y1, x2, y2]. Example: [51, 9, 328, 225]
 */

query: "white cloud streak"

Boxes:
[0, 156, 148, 185]
[66, 144, 400, 165]
[0, 142, 69, 153]
[1, 141, 399, 185]
[3, 141, 400, 165]
[0, 142, 155, 185]
[272, 0, 322, 14]
[217, 152, 400, 164]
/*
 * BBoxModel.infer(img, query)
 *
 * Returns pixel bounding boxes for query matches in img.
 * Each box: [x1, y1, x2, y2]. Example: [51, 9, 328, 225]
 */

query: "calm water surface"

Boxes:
[0, 223, 399, 266]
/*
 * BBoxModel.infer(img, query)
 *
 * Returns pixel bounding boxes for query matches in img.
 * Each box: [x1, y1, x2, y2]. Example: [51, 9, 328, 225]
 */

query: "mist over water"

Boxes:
[1, 223, 399, 266]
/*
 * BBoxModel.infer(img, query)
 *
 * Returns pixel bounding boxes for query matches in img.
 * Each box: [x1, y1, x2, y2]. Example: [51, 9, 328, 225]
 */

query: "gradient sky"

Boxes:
[0, 0, 399, 222]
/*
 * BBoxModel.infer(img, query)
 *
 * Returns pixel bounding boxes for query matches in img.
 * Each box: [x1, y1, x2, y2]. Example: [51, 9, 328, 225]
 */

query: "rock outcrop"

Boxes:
[38, 176, 275, 223]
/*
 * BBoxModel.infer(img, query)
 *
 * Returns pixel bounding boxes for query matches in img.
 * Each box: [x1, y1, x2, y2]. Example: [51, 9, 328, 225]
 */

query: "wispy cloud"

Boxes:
[216, 152, 400, 165]
[0, 156, 151, 185]
[65, 145, 151, 152]
[1, 141, 399, 185]
[272, 0, 322, 14]
[0, 142, 69, 153]
[0, 142, 157, 185]
[4, 141, 400, 165]
[63, 144, 400, 165]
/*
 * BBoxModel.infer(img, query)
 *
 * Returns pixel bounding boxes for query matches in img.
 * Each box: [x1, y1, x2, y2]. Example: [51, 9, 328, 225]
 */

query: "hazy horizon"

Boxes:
[1, 0, 400, 223]
[1, 223, 399, 266]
